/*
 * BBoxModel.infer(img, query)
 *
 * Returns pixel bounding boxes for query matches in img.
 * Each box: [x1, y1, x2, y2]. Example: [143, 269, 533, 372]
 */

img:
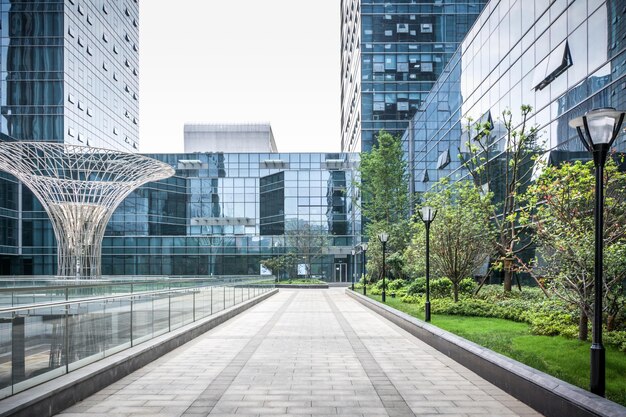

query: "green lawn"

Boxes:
[369, 295, 626, 406]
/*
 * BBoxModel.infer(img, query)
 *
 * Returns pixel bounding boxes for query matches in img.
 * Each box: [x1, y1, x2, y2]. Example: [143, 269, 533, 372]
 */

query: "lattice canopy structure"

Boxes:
[0, 142, 175, 278]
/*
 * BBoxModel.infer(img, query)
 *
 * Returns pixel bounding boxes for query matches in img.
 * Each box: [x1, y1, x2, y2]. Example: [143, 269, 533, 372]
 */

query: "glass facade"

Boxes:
[0, 0, 139, 273]
[340, 0, 487, 152]
[405, 0, 626, 194]
[3, 152, 362, 282]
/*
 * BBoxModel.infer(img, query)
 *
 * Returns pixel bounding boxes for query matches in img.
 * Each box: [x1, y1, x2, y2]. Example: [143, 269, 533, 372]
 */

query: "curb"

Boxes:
[346, 289, 626, 417]
[275, 284, 329, 289]
[0, 289, 278, 417]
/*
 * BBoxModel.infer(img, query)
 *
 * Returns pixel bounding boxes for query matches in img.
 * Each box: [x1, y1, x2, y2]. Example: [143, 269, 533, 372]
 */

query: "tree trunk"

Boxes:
[503, 268, 513, 292]
[607, 314, 615, 332]
[453, 283, 459, 303]
[578, 310, 588, 341]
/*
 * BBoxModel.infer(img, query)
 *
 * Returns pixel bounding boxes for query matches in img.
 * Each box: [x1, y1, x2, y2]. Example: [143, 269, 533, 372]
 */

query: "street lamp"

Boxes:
[569, 107, 625, 397]
[418, 206, 437, 322]
[378, 232, 389, 302]
[361, 243, 368, 296]
[351, 248, 356, 291]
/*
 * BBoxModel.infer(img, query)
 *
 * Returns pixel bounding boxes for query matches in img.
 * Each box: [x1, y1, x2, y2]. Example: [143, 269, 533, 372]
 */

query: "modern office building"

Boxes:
[2, 151, 362, 281]
[403, 0, 626, 196]
[340, 0, 487, 153]
[0, 0, 140, 274]
[184, 123, 278, 153]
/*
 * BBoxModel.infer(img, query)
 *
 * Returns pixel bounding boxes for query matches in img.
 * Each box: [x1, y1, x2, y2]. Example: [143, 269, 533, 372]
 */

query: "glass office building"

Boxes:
[340, 0, 487, 153]
[0, 0, 139, 274]
[405, 0, 626, 194]
[2, 152, 362, 281]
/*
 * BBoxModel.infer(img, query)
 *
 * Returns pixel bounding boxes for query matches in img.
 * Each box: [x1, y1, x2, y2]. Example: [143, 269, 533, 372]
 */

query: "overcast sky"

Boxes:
[139, 1, 340, 154]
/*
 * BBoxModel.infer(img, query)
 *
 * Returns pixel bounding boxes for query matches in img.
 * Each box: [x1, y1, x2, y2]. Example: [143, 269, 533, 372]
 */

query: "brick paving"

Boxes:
[57, 289, 543, 417]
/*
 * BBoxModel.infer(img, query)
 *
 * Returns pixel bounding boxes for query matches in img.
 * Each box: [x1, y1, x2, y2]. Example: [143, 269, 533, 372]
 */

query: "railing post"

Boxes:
[130, 283, 133, 347]
[210, 286, 213, 315]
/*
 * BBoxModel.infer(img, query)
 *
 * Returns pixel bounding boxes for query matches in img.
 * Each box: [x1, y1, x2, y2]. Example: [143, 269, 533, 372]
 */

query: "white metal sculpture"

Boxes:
[0, 142, 175, 278]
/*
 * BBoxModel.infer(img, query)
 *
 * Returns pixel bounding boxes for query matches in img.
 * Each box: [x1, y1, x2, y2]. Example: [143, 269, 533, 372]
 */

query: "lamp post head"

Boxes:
[569, 107, 625, 152]
[378, 232, 389, 243]
[361, 243, 368, 252]
[418, 206, 438, 224]
[351, 249, 356, 256]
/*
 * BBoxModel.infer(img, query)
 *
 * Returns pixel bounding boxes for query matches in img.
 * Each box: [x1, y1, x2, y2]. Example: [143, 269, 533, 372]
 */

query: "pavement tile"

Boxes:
[54, 290, 543, 417]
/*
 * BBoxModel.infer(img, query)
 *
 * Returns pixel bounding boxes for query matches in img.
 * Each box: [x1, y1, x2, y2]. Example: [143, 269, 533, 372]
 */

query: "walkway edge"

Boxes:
[346, 289, 626, 417]
[0, 288, 278, 417]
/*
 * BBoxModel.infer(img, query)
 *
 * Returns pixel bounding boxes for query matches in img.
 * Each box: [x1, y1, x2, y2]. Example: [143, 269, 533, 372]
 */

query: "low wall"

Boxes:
[346, 289, 626, 417]
[0, 289, 278, 417]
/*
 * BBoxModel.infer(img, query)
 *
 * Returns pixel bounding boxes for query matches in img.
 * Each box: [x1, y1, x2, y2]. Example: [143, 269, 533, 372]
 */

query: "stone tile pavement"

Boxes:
[57, 289, 543, 417]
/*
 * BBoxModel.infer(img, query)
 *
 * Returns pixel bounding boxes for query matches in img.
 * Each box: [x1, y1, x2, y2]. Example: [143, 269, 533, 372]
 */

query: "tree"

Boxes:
[520, 158, 626, 340]
[410, 180, 495, 301]
[284, 220, 328, 278]
[357, 130, 411, 281]
[459, 105, 543, 291]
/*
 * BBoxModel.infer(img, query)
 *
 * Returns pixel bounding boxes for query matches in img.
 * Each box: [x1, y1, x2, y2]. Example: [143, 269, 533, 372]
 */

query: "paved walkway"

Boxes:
[58, 289, 543, 417]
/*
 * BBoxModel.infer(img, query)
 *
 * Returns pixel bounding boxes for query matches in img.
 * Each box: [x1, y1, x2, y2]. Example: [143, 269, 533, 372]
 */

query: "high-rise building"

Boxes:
[340, 0, 486, 152]
[0, 0, 139, 274]
[184, 123, 278, 153]
[1, 0, 139, 151]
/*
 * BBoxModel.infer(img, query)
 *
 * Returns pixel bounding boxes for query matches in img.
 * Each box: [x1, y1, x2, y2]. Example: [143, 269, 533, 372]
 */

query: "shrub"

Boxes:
[605, 331, 626, 352]
[459, 277, 477, 296]
[387, 279, 407, 291]
[431, 278, 452, 298]
[406, 278, 426, 295]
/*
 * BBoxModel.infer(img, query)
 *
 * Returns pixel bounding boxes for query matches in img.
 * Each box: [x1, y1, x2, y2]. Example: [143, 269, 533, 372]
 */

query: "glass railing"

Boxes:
[0, 276, 274, 399]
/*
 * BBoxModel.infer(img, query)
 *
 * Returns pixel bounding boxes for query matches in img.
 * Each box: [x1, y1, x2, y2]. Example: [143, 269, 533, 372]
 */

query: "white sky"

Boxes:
[139, 1, 340, 154]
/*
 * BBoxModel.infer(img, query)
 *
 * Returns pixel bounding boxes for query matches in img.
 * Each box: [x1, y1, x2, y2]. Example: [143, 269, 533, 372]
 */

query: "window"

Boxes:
[103, 61, 109, 71]
[77, 101, 84, 110]
[68, 26, 74, 37]
[421, 62, 433, 72]
[373, 63, 385, 72]
[373, 102, 385, 111]
[77, 4, 84, 15]
[86, 46, 93, 56]
[68, 93, 75, 104]
[533, 41, 572, 90]
[87, 15, 92, 25]
[397, 63, 409, 72]
[77, 37, 83, 47]
[87, 107, 93, 116]
[68, 128, 76, 137]
[113, 45, 118, 54]
[102, 33, 108, 42]
[385, 30, 393, 36]
[396, 23, 409, 33]
[113, 127, 119, 135]
[397, 101, 409, 111]
[437, 149, 450, 169]
[420, 23, 433, 33]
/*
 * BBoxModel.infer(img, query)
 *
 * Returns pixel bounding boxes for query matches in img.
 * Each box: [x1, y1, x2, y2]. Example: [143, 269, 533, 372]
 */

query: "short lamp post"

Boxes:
[378, 232, 389, 302]
[569, 107, 625, 397]
[351, 248, 356, 291]
[418, 206, 437, 322]
[361, 243, 368, 296]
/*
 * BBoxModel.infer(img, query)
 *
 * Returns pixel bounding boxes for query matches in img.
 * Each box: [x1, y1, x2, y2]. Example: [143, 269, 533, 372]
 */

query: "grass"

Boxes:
[369, 294, 626, 406]
[277, 278, 326, 285]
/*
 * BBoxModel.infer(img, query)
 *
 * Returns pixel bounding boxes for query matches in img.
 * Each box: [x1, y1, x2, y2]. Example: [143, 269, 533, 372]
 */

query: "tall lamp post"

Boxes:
[351, 248, 356, 291]
[418, 206, 437, 322]
[361, 243, 368, 296]
[569, 107, 625, 397]
[378, 232, 389, 302]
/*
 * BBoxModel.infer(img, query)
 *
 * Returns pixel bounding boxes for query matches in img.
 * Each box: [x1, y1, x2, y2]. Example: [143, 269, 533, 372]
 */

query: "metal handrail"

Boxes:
[0, 279, 272, 314]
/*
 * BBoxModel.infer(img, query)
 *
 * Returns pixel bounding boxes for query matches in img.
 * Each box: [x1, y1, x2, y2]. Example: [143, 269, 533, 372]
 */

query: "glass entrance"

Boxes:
[334, 263, 347, 282]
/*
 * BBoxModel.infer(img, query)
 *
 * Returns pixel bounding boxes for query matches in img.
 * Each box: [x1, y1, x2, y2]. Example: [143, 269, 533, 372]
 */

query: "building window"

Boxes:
[533, 41, 572, 91]
[420, 23, 433, 33]
[397, 23, 409, 33]
[421, 62, 433, 72]
[373, 63, 385, 73]
[437, 149, 451, 170]
[102, 33, 108, 42]
[397, 62, 409, 72]
[68, 128, 76, 137]
[68, 93, 75, 104]
[68, 26, 74, 37]
[373, 102, 385, 111]
[397, 101, 409, 111]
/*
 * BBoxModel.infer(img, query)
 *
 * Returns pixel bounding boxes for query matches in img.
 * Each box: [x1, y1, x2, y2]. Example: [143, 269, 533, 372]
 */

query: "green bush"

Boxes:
[459, 277, 477, 296]
[431, 278, 453, 298]
[405, 278, 425, 295]
[605, 331, 626, 352]
[387, 279, 407, 291]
